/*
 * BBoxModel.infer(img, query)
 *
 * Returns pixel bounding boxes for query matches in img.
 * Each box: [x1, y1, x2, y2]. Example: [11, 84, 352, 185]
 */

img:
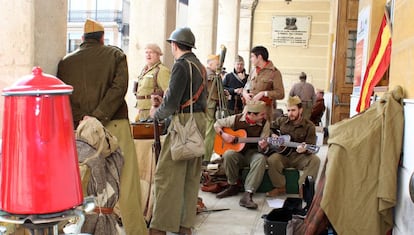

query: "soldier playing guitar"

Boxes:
[266, 96, 321, 198]
[213, 100, 271, 210]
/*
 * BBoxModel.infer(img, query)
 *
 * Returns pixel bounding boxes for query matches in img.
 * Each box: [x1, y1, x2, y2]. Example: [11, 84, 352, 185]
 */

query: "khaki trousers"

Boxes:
[106, 119, 148, 235]
[266, 152, 320, 188]
[222, 149, 267, 192]
[150, 112, 206, 233]
[204, 100, 217, 161]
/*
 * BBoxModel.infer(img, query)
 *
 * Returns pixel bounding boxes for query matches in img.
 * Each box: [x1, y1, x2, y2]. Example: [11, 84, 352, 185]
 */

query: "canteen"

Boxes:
[0, 67, 83, 214]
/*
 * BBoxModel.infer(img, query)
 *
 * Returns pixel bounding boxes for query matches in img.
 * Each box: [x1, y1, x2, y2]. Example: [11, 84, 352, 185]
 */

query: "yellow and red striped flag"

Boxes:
[356, 13, 392, 112]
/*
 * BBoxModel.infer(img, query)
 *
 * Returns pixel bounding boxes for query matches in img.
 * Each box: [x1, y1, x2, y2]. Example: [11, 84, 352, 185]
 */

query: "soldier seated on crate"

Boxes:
[266, 96, 321, 197]
[213, 101, 271, 209]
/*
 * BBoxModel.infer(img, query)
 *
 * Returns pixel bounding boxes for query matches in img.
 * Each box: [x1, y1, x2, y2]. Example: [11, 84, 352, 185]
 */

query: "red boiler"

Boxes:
[0, 66, 83, 214]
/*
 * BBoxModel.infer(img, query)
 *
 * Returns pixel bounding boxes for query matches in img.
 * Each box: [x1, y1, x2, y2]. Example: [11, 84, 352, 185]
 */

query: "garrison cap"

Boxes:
[84, 19, 104, 34]
[246, 100, 266, 113]
[287, 96, 302, 107]
[207, 54, 219, 62]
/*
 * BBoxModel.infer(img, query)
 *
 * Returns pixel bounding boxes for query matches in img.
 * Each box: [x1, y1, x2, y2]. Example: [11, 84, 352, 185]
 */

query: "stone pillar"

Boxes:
[217, 0, 240, 72]
[239, 0, 258, 72]
[128, 0, 176, 120]
[34, 0, 68, 75]
[0, 0, 67, 130]
[187, 0, 218, 65]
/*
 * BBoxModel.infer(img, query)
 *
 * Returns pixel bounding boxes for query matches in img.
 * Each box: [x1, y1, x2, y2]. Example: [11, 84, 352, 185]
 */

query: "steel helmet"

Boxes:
[167, 27, 196, 49]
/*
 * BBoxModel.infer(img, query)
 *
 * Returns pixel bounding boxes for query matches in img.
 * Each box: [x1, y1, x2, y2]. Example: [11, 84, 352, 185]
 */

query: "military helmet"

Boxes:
[167, 27, 196, 49]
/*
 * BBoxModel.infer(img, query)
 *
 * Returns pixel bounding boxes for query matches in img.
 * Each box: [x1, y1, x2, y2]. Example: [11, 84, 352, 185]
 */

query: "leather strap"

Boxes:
[136, 95, 152, 99]
[93, 207, 114, 214]
[180, 60, 206, 110]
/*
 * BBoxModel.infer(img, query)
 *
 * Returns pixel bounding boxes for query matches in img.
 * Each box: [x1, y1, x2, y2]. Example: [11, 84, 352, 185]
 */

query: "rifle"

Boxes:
[152, 118, 161, 163]
[151, 91, 163, 163]
[152, 95, 162, 163]
[144, 101, 162, 224]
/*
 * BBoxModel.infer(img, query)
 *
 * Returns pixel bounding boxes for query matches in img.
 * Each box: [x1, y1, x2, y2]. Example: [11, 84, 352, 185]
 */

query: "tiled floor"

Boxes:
[190, 145, 328, 235]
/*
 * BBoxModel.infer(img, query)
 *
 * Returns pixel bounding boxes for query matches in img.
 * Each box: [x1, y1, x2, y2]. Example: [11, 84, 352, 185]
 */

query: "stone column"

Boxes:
[34, 0, 68, 75]
[128, 0, 176, 120]
[217, 0, 240, 72]
[239, 0, 258, 72]
[0, 0, 67, 129]
[187, 0, 218, 65]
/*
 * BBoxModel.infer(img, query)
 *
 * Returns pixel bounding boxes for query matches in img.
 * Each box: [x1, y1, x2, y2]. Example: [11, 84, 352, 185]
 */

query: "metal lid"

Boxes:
[2, 67, 73, 96]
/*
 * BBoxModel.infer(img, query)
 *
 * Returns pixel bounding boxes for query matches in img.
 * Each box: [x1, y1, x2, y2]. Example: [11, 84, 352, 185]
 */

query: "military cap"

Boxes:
[246, 100, 266, 113]
[167, 27, 196, 48]
[287, 96, 302, 106]
[207, 54, 219, 62]
[145, 43, 163, 56]
[84, 19, 104, 34]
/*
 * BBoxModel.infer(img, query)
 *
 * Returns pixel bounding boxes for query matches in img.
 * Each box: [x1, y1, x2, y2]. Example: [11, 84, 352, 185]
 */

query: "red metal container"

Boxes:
[0, 67, 83, 214]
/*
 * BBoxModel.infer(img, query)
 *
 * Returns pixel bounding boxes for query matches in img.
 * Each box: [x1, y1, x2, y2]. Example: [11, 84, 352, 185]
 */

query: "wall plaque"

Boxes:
[272, 16, 311, 47]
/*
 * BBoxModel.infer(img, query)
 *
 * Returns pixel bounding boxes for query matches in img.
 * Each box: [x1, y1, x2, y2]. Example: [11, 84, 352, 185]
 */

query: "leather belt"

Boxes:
[94, 207, 114, 214]
[136, 95, 152, 99]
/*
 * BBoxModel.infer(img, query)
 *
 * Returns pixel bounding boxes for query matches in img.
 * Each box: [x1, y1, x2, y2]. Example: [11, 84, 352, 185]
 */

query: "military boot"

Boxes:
[239, 192, 258, 209]
[178, 226, 192, 235]
[216, 184, 240, 198]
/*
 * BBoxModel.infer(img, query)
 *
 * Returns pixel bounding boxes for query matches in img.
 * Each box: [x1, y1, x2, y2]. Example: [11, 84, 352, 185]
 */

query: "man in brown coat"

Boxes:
[242, 46, 285, 123]
[57, 19, 147, 235]
[289, 72, 316, 120]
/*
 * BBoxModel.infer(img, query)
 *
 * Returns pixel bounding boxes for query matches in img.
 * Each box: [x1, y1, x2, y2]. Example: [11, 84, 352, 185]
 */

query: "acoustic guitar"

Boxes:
[213, 127, 320, 155]
[213, 128, 284, 155]
[273, 134, 320, 156]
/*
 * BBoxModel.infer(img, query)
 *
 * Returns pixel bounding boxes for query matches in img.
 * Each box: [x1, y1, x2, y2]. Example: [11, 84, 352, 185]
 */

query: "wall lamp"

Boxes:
[285, 0, 292, 4]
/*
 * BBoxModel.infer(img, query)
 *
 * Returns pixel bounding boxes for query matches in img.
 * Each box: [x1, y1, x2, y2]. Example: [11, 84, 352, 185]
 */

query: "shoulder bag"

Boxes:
[170, 60, 205, 161]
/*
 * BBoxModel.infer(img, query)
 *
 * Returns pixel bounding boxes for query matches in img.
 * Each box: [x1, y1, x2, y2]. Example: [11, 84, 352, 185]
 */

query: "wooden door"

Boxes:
[331, 0, 359, 123]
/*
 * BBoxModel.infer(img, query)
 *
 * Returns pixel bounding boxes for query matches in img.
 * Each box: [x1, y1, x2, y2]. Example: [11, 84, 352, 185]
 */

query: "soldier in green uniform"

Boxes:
[149, 27, 207, 235]
[204, 54, 222, 162]
[57, 19, 147, 235]
[266, 96, 320, 197]
[134, 43, 170, 122]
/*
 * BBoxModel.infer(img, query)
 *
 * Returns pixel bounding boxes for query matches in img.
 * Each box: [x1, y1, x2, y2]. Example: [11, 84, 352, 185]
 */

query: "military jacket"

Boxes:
[57, 40, 129, 127]
[246, 60, 285, 100]
[272, 116, 316, 145]
[154, 52, 207, 120]
[135, 62, 170, 120]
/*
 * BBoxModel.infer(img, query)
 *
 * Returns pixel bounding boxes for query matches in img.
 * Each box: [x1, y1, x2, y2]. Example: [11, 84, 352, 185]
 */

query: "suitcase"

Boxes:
[131, 122, 164, 139]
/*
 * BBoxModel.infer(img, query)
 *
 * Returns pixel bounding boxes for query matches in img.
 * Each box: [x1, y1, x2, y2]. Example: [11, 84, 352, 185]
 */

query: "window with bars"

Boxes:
[345, 30, 357, 84]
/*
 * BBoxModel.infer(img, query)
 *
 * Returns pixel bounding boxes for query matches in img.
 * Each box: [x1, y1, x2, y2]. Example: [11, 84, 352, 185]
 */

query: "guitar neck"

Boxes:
[281, 141, 320, 153]
[284, 142, 302, 148]
[237, 137, 262, 143]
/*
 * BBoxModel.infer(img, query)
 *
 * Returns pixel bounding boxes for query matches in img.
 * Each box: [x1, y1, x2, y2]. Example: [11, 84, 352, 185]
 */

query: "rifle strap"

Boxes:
[180, 59, 206, 110]
[152, 63, 161, 93]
